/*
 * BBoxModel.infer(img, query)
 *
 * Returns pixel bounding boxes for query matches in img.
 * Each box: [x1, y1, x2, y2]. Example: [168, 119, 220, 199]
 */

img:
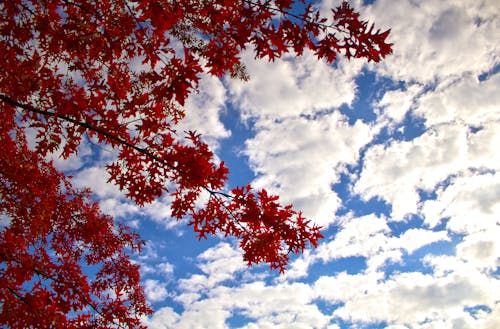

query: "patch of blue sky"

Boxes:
[478, 63, 500, 82]
[339, 69, 405, 125]
[136, 221, 221, 279]
[226, 311, 255, 328]
[55, 136, 102, 176]
[311, 256, 367, 280]
[383, 237, 460, 278]
[217, 103, 257, 187]
[386, 214, 424, 235]
[465, 305, 494, 321]
[313, 298, 343, 316]
[340, 193, 392, 219]
[382, 110, 427, 143]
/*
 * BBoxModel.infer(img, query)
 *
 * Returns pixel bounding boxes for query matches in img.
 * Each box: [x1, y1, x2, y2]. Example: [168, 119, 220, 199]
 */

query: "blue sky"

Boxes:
[53, 0, 500, 328]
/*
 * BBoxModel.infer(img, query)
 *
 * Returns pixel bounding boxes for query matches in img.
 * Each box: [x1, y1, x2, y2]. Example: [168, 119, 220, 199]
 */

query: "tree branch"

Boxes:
[241, 0, 335, 30]
[0, 93, 233, 199]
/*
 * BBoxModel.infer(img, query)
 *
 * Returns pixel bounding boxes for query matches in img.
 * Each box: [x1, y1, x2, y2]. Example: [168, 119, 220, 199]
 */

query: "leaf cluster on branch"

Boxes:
[0, 0, 391, 327]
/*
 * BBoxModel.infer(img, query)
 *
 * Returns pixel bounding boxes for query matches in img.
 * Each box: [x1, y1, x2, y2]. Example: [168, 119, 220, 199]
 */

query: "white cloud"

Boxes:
[316, 271, 499, 327]
[315, 214, 391, 263]
[142, 261, 176, 279]
[69, 163, 185, 228]
[140, 195, 181, 229]
[72, 166, 123, 199]
[416, 73, 500, 127]
[325, 0, 500, 223]
[420, 216, 500, 277]
[314, 271, 385, 303]
[138, 241, 160, 261]
[142, 307, 180, 329]
[281, 250, 313, 281]
[227, 50, 361, 121]
[245, 112, 375, 226]
[364, 0, 500, 82]
[144, 279, 169, 303]
[225, 47, 369, 228]
[178, 73, 230, 149]
[49, 138, 93, 172]
[375, 84, 423, 126]
[421, 172, 500, 233]
[303, 215, 448, 274]
[227, 282, 330, 329]
[167, 298, 233, 329]
[390, 228, 449, 255]
[97, 198, 139, 219]
[177, 242, 246, 298]
[157, 262, 175, 277]
[354, 120, 500, 221]
[147, 244, 332, 328]
[456, 229, 500, 270]
[171, 281, 331, 329]
[196, 242, 245, 279]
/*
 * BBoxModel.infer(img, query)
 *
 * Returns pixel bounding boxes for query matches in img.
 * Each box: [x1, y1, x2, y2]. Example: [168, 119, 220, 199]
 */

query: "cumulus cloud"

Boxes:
[286, 214, 449, 278]
[156, 262, 175, 277]
[456, 229, 500, 270]
[49, 138, 93, 172]
[313, 270, 385, 303]
[315, 214, 391, 263]
[416, 73, 500, 127]
[223, 45, 371, 228]
[245, 112, 375, 226]
[421, 172, 500, 233]
[177, 242, 246, 299]
[142, 307, 180, 329]
[227, 50, 362, 121]
[146, 243, 333, 328]
[70, 164, 183, 227]
[220, 282, 330, 329]
[364, 0, 499, 82]
[391, 228, 449, 255]
[72, 166, 123, 199]
[331, 271, 499, 325]
[354, 120, 500, 221]
[178, 73, 231, 149]
[375, 84, 423, 127]
[149, 281, 332, 329]
[144, 279, 170, 303]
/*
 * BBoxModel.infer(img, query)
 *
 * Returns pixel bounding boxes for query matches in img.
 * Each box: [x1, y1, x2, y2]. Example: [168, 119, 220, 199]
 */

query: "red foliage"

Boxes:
[0, 0, 391, 327]
[0, 109, 150, 328]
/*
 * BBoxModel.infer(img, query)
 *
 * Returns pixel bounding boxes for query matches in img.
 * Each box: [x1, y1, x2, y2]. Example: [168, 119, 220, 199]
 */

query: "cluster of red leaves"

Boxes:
[0, 108, 150, 328]
[0, 0, 391, 327]
[190, 186, 322, 271]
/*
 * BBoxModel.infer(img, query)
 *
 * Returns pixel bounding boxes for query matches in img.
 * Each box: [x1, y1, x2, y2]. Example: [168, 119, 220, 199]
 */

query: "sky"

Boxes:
[53, 0, 500, 328]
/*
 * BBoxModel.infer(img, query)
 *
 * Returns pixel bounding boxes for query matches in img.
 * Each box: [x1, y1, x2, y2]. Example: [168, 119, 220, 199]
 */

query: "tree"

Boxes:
[0, 0, 392, 328]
